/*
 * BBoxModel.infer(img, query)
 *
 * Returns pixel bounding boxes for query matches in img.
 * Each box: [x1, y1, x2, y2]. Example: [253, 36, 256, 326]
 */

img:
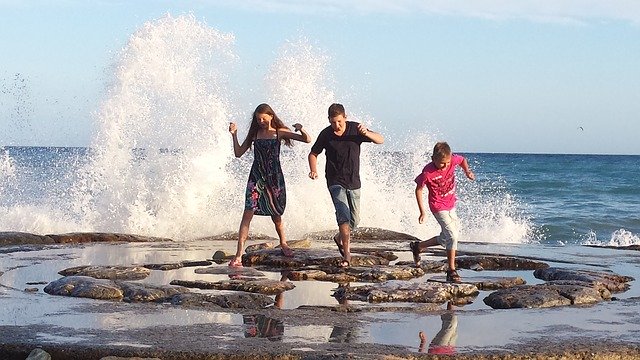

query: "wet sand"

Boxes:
[1, 237, 640, 359]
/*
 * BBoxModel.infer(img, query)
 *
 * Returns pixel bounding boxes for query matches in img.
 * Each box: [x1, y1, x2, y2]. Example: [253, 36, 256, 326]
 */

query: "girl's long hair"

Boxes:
[244, 103, 293, 147]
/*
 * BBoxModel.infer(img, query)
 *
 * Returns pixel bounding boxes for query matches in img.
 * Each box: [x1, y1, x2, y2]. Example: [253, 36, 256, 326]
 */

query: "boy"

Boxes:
[308, 103, 384, 267]
[411, 142, 475, 282]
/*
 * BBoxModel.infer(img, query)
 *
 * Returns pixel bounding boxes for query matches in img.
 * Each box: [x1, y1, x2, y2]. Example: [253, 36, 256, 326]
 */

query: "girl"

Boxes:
[228, 103, 312, 267]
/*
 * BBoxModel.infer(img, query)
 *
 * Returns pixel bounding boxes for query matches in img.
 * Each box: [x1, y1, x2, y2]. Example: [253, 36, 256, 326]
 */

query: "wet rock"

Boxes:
[24, 287, 39, 292]
[429, 275, 526, 290]
[396, 259, 448, 272]
[350, 248, 398, 261]
[341, 265, 425, 282]
[0, 231, 55, 246]
[303, 227, 420, 241]
[244, 248, 389, 268]
[339, 280, 479, 304]
[117, 282, 189, 302]
[26, 348, 51, 360]
[285, 239, 312, 249]
[534, 267, 634, 292]
[58, 265, 151, 280]
[44, 276, 189, 302]
[170, 292, 274, 309]
[246, 242, 274, 253]
[44, 276, 124, 300]
[100, 357, 161, 360]
[201, 231, 276, 241]
[584, 244, 640, 251]
[211, 250, 230, 263]
[143, 260, 212, 271]
[456, 255, 549, 271]
[286, 269, 358, 283]
[483, 282, 612, 309]
[45, 232, 172, 244]
[170, 278, 295, 295]
[195, 266, 266, 277]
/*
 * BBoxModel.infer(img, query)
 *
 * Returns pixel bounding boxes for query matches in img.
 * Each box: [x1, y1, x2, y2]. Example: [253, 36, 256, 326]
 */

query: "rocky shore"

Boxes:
[1, 229, 639, 359]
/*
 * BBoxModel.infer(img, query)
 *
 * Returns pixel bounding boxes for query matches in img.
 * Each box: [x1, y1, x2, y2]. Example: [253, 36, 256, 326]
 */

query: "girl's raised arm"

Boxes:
[229, 122, 251, 157]
[280, 123, 312, 143]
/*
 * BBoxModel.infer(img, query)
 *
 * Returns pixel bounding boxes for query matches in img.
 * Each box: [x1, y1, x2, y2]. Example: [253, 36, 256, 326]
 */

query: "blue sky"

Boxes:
[1, 0, 639, 154]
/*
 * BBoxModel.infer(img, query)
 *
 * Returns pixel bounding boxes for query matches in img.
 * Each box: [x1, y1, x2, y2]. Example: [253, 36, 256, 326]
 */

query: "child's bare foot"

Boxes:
[410, 241, 421, 265]
[280, 245, 294, 257]
[228, 257, 243, 267]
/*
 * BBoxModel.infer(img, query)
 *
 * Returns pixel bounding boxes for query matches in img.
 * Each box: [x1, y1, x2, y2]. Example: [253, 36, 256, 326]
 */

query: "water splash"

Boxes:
[0, 14, 533, 244]
[581, 229, 640, 247]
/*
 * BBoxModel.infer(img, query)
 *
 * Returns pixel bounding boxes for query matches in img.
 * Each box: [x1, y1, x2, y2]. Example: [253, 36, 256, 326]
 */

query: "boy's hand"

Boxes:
[229, 122, 237, 135]
[308, 171, 318, 180]
[418, 212, 426, 224]
[357, 123, 369, 136]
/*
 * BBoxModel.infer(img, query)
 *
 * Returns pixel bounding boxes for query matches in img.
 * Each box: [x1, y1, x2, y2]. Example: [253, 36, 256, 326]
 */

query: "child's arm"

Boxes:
[415, 184, 428, 224]
[460, 157, 475, 180]
[279, 124, 312, 143]
[308, 152, 319, 179]
[229, 122, 251, 158]
[357, 123, 384, 144]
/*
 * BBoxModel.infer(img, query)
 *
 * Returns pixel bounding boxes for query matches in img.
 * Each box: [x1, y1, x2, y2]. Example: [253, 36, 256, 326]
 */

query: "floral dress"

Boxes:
[244, 136, 286, 216]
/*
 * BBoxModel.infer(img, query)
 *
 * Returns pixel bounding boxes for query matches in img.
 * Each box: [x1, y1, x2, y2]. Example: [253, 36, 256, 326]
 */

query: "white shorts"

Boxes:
[434, 209, 459, 251]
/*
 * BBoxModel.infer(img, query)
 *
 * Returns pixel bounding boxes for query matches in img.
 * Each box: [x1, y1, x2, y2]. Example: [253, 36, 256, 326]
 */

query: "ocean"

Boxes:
[0, 15, 638, 247]
[1, 146, 638, 247]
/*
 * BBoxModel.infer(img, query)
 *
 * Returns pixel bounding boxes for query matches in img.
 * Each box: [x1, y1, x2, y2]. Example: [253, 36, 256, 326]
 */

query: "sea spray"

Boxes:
[70, 14, 239, 238]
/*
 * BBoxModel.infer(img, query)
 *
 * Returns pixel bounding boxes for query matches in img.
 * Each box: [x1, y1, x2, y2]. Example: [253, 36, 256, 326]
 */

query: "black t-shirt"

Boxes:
[310, 121, 372, 189]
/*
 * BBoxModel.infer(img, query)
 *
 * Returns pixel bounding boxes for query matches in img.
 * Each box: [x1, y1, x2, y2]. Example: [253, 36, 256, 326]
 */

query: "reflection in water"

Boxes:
[329, 283, 357, 343]
[243, 314, 284, 341]
[419, 302, 458, 355]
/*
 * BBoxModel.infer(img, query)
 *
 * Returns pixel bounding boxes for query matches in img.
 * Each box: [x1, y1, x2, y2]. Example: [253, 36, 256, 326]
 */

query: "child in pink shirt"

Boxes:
[410, 142, 475, 282]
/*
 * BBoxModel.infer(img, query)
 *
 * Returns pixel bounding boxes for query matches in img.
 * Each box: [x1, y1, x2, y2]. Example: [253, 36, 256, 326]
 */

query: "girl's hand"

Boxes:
[229, 122, 237, 135]
[418, 212, 426, 224]
[293, 123, 303, 132]
[308, 171, 318, 180]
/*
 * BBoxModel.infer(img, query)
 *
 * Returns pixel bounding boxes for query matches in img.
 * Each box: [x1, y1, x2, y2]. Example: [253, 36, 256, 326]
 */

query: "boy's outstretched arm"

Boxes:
[415, 185, 427, 224]
[357, 123, 384, 144]
[460, 158, 475, 180]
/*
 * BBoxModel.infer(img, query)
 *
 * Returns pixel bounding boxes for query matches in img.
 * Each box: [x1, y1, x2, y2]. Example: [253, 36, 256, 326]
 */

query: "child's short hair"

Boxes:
[328, 103, 346, 118]
[433, 142, 452, 159]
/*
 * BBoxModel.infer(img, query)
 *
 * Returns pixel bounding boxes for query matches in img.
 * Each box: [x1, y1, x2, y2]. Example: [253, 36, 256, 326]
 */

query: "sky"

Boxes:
[1, 0, 639, 155]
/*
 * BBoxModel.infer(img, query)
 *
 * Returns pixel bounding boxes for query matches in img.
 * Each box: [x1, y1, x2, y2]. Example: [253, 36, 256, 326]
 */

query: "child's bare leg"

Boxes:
[233, 210, 253, 260]
[417, 236, 440, 251]
[272, 215, 292, 256]
[447, 248, 457, 270]
[339, 223, 351, 264]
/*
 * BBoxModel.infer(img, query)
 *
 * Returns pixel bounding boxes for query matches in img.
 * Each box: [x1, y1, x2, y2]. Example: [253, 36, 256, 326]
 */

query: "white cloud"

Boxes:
[208, 0, 640, 24]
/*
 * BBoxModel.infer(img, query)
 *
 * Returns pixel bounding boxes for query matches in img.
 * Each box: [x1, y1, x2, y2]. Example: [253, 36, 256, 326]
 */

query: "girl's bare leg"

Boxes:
[233, 210, 254, 260]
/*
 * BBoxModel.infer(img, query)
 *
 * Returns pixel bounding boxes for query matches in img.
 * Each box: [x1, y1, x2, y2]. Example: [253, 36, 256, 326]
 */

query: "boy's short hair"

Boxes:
[433, 142, 452, 159]
[328, 103, 346, 118]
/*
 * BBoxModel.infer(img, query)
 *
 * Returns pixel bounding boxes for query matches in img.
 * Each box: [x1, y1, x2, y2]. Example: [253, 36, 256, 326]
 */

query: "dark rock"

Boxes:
[340, 265, 425, 282]
[170, 278, 295, 295]
[303, 227, 420, 241]
[117, 281, 189, 302]
[58, 265, 151, 280]
[26, 348, 51, 360]
[244, 248, 389, 268]
[44, 276, 124, 300]
[45, 232, 172, 244]
[483, 282, 612, 309]
[0, 232, 55, 246]
[24, 287, 39, 292]
[143, 260, 212, 271]
[170, 292, 274, 309]
[456, 255, 549, 271]
[429, 275, 526, 290]
[246, 242, 274, 253]
[195, 266, 265, 277]
[44, 276, 188, 302]
[396, 260, 447, 273]
[340, 280, 478, 304]
[534, 267, 634, 292]
[584, 244, 640, 251]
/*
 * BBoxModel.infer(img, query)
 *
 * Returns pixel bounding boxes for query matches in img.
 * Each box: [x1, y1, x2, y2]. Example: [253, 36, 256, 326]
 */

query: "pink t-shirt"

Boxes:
[414, 154, 464, 213]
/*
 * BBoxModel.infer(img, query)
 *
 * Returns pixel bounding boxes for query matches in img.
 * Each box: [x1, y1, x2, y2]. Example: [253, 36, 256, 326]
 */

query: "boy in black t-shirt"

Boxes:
[308, 103, 384, 267]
